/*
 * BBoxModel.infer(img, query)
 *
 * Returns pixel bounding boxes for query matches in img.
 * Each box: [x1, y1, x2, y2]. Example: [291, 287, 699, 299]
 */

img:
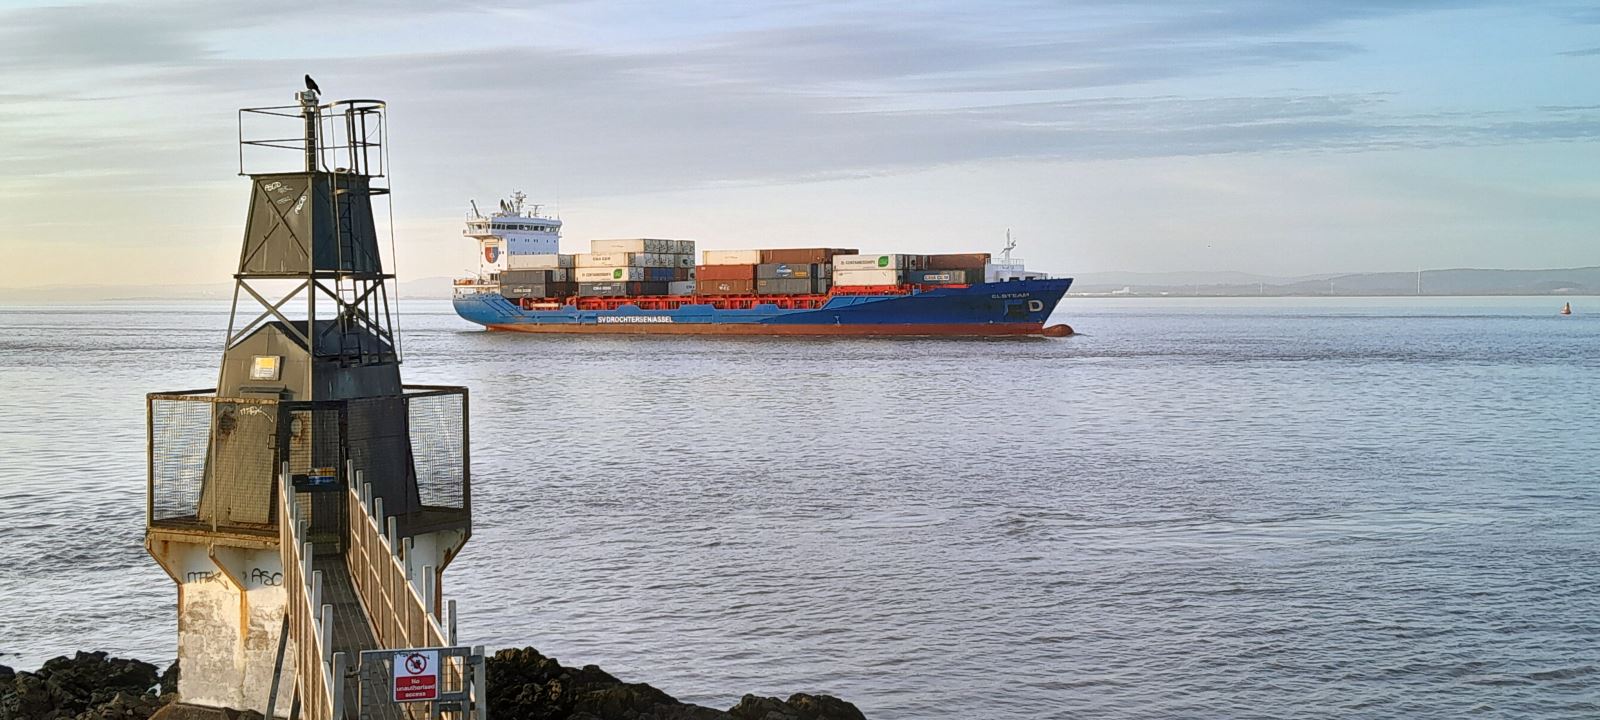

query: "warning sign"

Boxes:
[393, 650, 439, 702]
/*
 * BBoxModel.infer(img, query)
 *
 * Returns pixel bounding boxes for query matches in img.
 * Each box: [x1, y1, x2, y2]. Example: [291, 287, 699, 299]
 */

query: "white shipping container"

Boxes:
[590, 238, 681, 254]
[834, 254, 909, 270]
[574, 266, 646, 282]
[574, 252, 632, 267]
[635, 253, 677, 268]
[667, 280, 696, 295]
[673, 240, 696, 254]
[701, 249, 763, 265]
[672, 253, 695, 268]
[832, 268, 903, 286]
[506, 253, 574, 269]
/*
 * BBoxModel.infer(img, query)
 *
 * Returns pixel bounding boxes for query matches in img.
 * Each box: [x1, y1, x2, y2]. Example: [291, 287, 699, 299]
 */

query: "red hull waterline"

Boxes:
[487, 322, 1075, 337]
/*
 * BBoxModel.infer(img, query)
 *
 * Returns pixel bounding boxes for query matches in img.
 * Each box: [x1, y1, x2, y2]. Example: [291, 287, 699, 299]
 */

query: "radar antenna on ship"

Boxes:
[1002, 229, 1017, 263]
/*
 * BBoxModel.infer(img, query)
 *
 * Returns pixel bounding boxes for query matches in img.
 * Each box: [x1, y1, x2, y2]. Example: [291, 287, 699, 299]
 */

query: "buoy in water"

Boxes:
[1561, 302, 1572, 316]
[1043, 324, 1075, 337]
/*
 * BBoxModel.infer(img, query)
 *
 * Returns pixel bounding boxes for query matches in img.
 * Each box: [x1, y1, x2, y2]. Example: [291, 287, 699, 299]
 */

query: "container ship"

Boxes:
[451, 193, 1073, 336]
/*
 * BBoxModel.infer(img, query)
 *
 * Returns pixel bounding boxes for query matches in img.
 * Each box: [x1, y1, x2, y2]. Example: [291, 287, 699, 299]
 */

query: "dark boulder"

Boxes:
[0, 652, 161, 720]
[488, 647, 722, 720]
[488, 648, 863, 720]
[727, 694, 866, 720]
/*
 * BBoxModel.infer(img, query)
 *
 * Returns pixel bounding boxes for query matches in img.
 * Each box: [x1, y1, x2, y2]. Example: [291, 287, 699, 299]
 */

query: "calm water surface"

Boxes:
[1, 297, 1597, 719]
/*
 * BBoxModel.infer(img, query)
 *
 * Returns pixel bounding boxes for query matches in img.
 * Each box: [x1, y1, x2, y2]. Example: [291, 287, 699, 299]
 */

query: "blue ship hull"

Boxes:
[452, 278, 1073, 336]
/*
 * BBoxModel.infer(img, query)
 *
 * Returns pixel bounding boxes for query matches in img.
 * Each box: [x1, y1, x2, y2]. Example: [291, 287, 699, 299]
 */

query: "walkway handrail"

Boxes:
[280, 463, 345, 720]
[346, 471, 450, 650]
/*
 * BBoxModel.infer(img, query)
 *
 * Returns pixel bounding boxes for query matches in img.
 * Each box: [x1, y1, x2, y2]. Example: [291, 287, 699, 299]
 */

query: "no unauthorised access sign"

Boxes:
[393, 650, 440, 702]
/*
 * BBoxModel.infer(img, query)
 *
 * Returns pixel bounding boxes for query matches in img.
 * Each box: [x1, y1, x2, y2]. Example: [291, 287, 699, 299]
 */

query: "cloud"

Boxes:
[0, 0, 1596, 201]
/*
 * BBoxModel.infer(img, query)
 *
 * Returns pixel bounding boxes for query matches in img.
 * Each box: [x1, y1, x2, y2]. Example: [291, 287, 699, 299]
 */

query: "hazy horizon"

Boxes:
[3, 1, 1599, 287]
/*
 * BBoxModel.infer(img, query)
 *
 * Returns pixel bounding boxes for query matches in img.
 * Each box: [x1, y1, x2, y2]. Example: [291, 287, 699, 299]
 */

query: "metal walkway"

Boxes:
[280, 467, 483, 720]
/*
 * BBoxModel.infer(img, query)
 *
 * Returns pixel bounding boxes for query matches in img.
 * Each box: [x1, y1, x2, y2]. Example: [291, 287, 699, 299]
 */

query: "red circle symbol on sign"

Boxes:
[405, 654, 428, 675]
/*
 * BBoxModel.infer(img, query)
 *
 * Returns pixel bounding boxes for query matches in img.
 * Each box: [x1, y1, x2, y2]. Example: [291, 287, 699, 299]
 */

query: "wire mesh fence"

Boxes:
[405, 390, 467, 512]
[149, 392, 282, 532]
[148, 386, 468, 535]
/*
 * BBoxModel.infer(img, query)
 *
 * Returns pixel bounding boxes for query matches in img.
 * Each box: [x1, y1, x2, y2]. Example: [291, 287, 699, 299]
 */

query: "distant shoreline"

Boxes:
[1065, 292, 1599, 299]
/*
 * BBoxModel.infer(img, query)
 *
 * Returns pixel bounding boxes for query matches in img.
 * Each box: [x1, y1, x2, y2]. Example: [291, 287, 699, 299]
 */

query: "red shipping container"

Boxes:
[696, 264, 756, 281]
[698, 279, 755, 295]
[925, 253, 990, 270]
[760, 247, 860, 264]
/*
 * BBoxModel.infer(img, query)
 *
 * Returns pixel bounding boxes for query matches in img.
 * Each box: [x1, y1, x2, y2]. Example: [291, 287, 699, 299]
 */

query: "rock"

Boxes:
[157, 665, 177, 701]
[0, 652, 161, 720]
[491, 648, 864, 720]
[147, 704, 259, 720]
[727, 693, 866, 720]
[488, 647, 723, 720]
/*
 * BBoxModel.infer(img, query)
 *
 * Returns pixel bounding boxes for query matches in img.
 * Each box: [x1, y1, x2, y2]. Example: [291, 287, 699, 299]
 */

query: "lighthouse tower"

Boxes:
[145, 84, 474, 717]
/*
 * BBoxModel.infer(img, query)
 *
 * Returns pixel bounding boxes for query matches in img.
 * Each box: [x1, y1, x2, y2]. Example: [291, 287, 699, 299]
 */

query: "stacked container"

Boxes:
[499, 267, 575, 299]
[755, 263, 826, 295]
[506, 253, 574, 270]
[905, 253, 990, 286]
[695, 262, 755, 295]
[832, 253, 927, 287]
[574, 239, 696, 296]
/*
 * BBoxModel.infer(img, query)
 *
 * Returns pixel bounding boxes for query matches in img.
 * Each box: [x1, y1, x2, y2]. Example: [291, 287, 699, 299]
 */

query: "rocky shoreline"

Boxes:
[0, 650, 864, 720]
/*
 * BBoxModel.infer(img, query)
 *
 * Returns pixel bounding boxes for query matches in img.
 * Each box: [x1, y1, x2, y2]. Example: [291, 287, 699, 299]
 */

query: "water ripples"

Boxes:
[1, 297, 1598, 718]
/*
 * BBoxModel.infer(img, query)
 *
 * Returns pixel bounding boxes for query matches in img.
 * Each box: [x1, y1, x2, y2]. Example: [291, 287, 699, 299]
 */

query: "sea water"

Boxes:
[1, 297, 1596, 719]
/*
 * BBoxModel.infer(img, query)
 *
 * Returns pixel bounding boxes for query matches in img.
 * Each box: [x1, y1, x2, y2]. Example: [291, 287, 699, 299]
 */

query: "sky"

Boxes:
[1, 0, 1597, 287]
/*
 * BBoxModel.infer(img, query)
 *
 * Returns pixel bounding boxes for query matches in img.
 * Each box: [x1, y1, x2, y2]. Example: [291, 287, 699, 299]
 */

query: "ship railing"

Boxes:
[280, 464, 345, 720]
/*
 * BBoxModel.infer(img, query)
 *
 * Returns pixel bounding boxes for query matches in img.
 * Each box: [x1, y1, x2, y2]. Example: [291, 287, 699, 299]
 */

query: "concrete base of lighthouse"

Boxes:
[148, 531, 293, 718]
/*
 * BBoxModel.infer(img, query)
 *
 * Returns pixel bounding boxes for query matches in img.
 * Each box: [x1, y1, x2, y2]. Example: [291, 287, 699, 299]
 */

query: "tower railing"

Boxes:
[281, 463, 345, 720]
[347, 476, 449, 649]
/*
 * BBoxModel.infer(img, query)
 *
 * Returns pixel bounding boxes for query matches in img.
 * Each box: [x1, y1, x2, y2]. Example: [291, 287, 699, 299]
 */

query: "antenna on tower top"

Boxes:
[1002, 229, 1017, 262]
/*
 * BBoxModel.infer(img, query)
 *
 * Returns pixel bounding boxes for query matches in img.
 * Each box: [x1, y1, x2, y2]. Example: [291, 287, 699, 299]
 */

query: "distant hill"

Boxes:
[0, 276, 459, 303]
[1069, 267, 1600, 296]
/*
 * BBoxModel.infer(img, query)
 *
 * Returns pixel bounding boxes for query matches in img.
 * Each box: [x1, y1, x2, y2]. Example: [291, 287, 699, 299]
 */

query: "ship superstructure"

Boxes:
[461, 191, 562, 289]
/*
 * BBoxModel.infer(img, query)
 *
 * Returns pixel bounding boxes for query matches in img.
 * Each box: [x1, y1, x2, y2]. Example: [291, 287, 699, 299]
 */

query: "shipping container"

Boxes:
[500, 281, 576, 299]
[702, 249, 763, 265]
[756, 263, 818, 279]
[696, 264, 756, 281]
[755, 278, 818, 294]
[672, 253, 695, 268]
[759, 247, 858, 264]
[697, 279, 756, 295]
[500, 283, 544, 299]
[500, 268, 571, 285]
[576, 281, 669, 297]
[834, 254, 922, 270]
[832, 268, 903, 286]
[906, 269, 976, 284]
[666, 280, 696, 295]
[640, 267, 681, 282]
[574, 266, 647, 282]
[505, 253, 574, 269]
[589, 238, 680, 254]
[925, 253, 990, 270]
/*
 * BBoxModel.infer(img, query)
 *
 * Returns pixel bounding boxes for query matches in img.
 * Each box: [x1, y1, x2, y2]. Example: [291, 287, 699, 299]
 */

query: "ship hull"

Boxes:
[453, 278, 1072, 337]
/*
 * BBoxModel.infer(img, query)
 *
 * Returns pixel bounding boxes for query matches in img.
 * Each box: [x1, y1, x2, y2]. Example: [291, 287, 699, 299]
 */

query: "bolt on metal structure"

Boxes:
[146, 82, 483, 720]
